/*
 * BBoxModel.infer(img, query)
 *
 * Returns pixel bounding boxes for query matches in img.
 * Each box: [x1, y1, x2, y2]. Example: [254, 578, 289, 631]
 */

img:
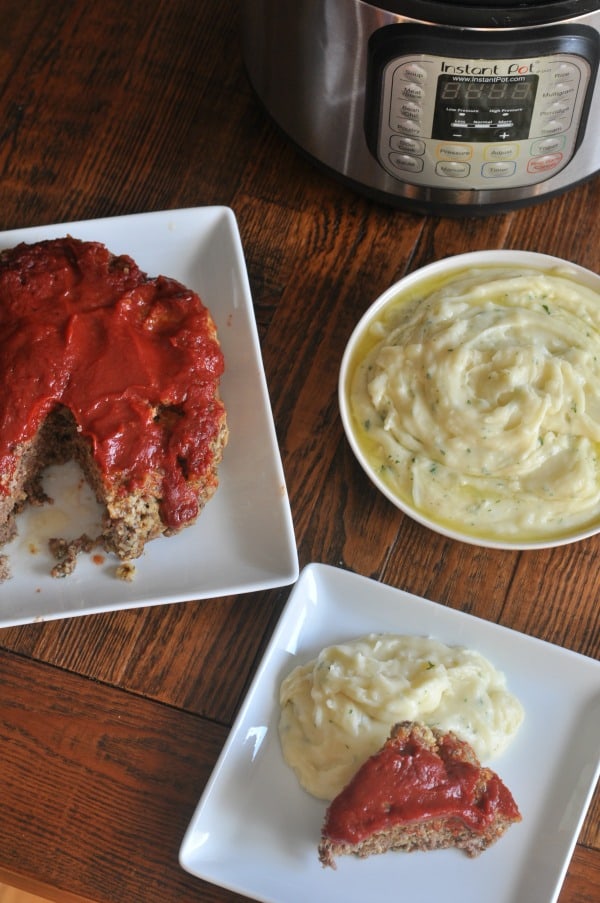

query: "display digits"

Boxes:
[439, 76, 534, 106]
[432, 73, 538, 141]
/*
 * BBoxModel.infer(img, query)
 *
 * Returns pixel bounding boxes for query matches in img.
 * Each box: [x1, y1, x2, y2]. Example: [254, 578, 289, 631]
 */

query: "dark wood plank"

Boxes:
[0, 649, 248, 903]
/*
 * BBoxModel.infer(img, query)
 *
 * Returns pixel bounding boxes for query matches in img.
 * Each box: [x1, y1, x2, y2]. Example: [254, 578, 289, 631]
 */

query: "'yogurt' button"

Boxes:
[531, 136, 565, 155]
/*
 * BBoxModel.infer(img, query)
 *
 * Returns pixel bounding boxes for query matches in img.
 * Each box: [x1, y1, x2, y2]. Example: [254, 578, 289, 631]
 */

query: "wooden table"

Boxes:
[0, 2, 597, 901]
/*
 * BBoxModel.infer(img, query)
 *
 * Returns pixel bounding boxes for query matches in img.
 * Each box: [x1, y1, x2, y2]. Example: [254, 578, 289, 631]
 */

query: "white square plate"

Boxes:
[0, 208, 298, 625]
[180, 563, 600, 903]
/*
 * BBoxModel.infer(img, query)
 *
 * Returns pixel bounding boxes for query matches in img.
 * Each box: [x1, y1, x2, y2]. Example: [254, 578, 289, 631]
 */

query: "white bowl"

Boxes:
[339, 250, 600, 550]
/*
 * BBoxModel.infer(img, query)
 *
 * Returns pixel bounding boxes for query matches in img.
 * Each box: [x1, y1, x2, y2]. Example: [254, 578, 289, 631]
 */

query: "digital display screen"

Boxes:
[432, 74, 539, 142]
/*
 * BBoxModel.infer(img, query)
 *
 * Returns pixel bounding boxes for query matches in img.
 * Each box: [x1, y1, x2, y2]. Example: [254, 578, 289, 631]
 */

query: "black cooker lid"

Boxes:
[376, 1, 599, 27]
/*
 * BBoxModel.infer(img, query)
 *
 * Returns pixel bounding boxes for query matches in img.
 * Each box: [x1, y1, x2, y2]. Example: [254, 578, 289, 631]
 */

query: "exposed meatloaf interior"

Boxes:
[0, 237, 227, 576]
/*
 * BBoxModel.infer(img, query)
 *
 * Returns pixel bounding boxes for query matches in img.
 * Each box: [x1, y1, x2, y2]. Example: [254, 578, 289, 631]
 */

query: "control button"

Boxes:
[531, 135, 565, 156]
[437, 143, 472, 162]
[542, 82, 576, 100]
[540, 100, 572, 116]
[485, 144, 518, 161]
[481, 161, 517, 178]
[398, 100, 422, 121]
[397, 63, 428, 83]
[548, 62, 580, 84]
[389, 152, 424, 174]
[398, 82, 425, 101]
[390, 116, 422, 137]
[435, 161, 470, 179]
[527, 153, 563, 174]
[390, 135, 425, 155]
[540, 119, 567, 136]
[540, 101, 572, 119]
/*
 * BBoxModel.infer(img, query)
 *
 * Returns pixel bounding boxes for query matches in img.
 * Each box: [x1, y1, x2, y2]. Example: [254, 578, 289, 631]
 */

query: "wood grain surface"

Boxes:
[0, 1, 598, 901]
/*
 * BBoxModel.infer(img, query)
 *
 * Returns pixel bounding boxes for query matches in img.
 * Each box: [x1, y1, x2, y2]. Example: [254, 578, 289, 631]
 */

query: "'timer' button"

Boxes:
[482, 161, 517, 178]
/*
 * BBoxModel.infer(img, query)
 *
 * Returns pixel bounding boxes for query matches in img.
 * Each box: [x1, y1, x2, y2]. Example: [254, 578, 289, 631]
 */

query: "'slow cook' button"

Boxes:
[390, 135, 426, 155]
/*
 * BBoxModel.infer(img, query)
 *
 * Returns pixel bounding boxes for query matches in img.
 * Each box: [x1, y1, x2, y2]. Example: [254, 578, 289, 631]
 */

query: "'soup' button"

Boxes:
[398, 63, 428, 82]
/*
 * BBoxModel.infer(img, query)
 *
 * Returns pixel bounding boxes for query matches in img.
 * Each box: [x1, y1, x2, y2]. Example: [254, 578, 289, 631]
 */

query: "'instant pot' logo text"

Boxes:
[440, 61, 535, 77]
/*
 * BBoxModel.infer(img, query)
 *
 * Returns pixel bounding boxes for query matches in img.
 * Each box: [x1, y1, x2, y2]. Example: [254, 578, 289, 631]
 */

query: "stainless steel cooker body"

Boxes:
[241, 1, 600, 215]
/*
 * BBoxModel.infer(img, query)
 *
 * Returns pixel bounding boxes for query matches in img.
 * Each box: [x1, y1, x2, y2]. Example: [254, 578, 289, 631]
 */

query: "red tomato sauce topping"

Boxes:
[0, 237, 225, 528]
[323, 729, 521, 844]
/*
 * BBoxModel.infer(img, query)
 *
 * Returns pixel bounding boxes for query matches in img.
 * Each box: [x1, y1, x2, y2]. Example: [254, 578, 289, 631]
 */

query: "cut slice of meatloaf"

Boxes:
[318, 721, 521, 868]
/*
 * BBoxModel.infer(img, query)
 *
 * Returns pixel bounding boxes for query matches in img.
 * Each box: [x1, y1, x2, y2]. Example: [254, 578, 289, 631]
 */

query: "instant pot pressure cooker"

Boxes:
[241, 1, 600, 215]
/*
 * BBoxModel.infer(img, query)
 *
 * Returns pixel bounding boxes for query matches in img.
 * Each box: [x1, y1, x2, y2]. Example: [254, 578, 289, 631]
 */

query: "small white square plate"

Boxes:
[0, 207, 298, 625]
[179, 563, 600, 903]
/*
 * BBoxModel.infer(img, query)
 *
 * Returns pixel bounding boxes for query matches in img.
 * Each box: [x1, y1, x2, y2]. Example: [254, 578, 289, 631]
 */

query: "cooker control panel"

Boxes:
[367, 26, 599, 192]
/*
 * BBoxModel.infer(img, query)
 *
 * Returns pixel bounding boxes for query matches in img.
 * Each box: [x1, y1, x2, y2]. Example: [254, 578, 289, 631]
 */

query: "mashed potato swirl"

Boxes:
[350, 266, 600, 541]
[279, 633, 524, 801]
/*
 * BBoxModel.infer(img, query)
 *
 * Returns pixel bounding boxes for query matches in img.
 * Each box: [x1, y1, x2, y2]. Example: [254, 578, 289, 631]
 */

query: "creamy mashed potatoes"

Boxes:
[279, 633, 524, 800]
[349, 266, 600, 541]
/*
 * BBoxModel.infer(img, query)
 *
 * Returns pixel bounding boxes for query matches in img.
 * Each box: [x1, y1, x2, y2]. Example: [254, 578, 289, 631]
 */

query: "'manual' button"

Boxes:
[435, 161, 470, 178]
